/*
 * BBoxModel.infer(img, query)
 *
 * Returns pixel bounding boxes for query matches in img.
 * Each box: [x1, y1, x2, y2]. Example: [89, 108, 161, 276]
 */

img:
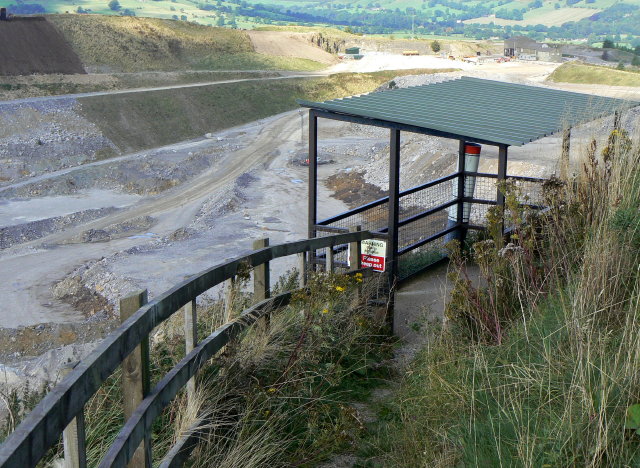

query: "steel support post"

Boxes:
[308, 110, 318, 271]
[387, 129, 401, 332]
[496, 144, 509, 235]
[456, 140, 466, 243]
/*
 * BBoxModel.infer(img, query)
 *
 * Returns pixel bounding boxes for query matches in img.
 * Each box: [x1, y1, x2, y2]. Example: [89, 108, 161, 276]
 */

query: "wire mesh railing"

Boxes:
[316, 171, 547, 279]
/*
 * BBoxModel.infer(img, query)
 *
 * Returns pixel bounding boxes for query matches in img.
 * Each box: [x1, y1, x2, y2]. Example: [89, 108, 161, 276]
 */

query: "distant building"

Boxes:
[504, 36, 561, 62]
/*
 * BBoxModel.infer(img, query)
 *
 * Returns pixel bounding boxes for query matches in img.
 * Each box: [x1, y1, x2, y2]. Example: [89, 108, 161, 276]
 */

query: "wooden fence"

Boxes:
[0, 229, 384, 468]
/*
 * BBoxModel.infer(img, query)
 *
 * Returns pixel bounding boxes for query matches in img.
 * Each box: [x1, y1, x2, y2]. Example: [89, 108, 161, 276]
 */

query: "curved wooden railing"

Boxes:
[0, 230, 383, 468]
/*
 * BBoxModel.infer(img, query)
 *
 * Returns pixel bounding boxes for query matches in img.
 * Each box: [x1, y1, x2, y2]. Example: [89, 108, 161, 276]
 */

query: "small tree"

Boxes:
[617, 61, 625, 70]
[431, 40, 441, 53]
[216, 15, 225, 27]
[108, 0, 121, 11]
[602, 38, 614, 49]
[632, 55, 640, 67]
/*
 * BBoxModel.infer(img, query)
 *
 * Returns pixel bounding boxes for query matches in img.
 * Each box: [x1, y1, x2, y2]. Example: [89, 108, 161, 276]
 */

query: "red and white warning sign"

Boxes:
[360, 239, 386, 272]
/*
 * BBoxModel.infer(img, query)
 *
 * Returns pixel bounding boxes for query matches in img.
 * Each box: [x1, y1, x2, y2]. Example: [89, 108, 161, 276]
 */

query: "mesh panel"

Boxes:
[399, 235, 448, 279]
[470, 176, 497, 203]
[399, 209, 449, 250]
[317, 173, 546, 277]
[399, 179, 453, 217]
[510, 177, 544, 206]
[318, 203, 388, 234]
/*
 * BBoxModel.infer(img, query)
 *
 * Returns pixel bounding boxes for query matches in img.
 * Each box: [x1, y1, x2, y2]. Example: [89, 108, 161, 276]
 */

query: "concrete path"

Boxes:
[394, 262, 451, 340]
[319, 261, 471, 468]
[394, 261, 481, 358]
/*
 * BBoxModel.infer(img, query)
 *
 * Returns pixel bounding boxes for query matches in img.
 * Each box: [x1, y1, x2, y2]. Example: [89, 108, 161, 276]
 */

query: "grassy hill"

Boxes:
[464, 5, 599, 27]
[549, 61, 640, 87]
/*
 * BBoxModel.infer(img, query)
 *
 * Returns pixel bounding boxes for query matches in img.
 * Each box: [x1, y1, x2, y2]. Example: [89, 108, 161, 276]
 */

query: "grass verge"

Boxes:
[548, 61, 640, 87]
[0, 71, 281, 100]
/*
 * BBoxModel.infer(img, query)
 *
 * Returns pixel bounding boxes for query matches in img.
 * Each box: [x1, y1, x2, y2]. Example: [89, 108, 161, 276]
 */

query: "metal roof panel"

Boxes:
[298, 76, 639, 146]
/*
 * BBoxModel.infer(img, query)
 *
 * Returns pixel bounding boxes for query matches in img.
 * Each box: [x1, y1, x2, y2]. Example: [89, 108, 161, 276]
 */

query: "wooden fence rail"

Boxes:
[0, 230, 378, 468]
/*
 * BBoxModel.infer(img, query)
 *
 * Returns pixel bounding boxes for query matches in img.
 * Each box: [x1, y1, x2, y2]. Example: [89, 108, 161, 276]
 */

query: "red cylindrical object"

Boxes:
[465, 143, 481, 155]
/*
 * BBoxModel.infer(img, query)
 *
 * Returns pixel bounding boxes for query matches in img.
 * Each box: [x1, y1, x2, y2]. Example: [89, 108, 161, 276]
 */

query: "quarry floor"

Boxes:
[1, 59, 639, 400]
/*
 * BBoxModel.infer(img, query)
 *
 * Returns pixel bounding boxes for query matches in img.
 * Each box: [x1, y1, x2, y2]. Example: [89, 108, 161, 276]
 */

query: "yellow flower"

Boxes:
[264, 410, 271, 417]
[322, 308, 329, 314]
[335, 286, 345, 292]
[355, 273, 363, 278]
[267, 387, 276, 393]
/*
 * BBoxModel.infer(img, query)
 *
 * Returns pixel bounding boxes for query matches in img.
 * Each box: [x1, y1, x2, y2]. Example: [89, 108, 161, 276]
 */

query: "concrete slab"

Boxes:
[394, 261, 481, 356]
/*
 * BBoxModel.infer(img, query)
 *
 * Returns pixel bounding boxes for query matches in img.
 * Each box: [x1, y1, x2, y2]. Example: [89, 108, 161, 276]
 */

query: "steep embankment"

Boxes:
[46, 15, 326, 72]
[77, 69, 446, 152]
[0, 17, 85, 76]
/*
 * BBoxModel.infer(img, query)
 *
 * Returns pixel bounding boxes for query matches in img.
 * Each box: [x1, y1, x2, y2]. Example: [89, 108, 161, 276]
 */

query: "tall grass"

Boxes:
[1, 269, 395, 466]
[359, 123, 640, 466]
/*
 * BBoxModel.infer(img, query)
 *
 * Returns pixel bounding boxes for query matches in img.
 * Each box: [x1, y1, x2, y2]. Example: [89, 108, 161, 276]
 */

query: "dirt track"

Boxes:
[0, 110, 333, 327]
[0, 17, 85, 76]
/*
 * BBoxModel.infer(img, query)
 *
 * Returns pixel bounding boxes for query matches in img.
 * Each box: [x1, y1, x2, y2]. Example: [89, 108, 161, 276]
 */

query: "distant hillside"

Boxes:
[0, 17, 85, 76]
[19, 0, 640, 41]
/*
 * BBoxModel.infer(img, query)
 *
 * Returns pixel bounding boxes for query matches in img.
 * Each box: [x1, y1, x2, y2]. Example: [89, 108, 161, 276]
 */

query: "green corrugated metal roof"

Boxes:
[298, 76, 639, 146]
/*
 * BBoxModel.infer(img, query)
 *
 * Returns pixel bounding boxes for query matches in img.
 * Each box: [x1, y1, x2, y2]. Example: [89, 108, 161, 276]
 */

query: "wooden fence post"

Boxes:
[560, 128, 571, 180]
[183, 299, 197, 399]
[253, 238, 270, 331]
[325, 246, 334, 273]
[120, 290, 152, 468]
[348, 226, 362, 271]
[298, 252, 307, 288]
[61, 363, 86, 468]
[224, 277, 236, 322]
